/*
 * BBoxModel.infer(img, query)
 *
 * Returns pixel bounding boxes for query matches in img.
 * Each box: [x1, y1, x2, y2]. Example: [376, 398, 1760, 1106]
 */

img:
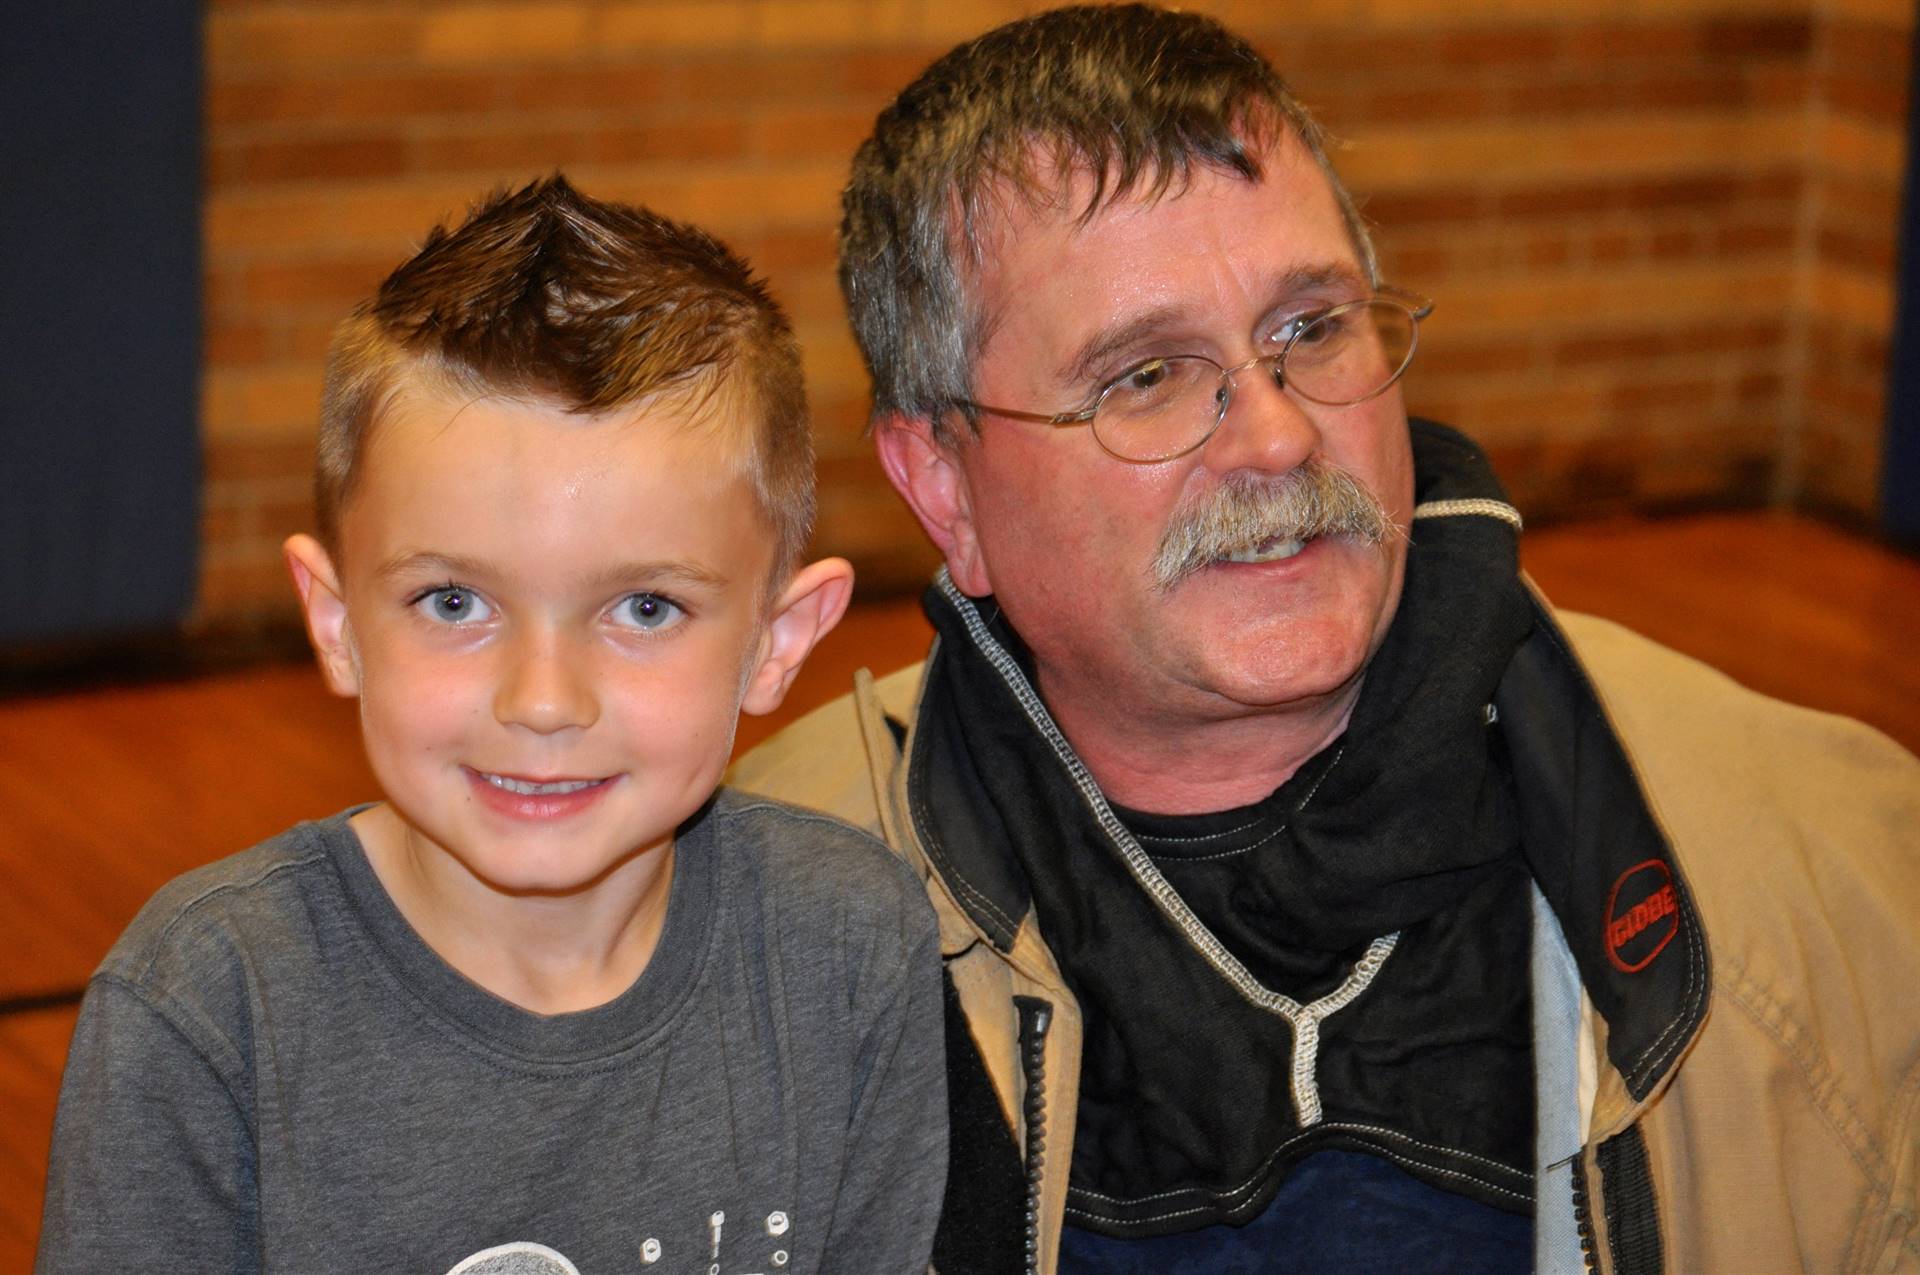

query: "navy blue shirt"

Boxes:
[1058, 1149, 1531, 1275]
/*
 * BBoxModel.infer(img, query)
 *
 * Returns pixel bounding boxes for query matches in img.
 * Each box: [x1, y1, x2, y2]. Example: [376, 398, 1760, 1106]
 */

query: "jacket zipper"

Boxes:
[1571, 1153, 1600, 1274]
[1014, 996, 1054, 1275]
[1573, 1127, 1667, 1275]
[1594, 1127, 1664, 1275]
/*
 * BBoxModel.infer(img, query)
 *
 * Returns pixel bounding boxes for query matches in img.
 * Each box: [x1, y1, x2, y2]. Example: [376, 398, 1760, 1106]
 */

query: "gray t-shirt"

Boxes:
[37, 790, 946, 1274]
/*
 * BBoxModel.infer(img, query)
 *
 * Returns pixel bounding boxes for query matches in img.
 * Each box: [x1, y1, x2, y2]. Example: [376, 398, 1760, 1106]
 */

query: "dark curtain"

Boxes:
[1885, 16, 1920, 544]
[0, 3, 203, 644]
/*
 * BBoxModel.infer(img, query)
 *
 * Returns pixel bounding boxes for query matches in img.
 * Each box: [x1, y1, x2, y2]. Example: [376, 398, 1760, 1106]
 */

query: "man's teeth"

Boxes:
[1224, 537, 1306, 564]
[482, 774, 601, 796]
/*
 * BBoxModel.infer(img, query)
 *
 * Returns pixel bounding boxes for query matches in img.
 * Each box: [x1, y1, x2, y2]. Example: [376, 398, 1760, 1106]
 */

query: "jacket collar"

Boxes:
[900, 419, 1711, 1100]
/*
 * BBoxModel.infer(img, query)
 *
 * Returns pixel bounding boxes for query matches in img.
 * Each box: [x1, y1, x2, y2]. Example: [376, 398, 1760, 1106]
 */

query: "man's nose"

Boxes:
[493, 630, 600, 734]
[1199, 357, 1322, 476]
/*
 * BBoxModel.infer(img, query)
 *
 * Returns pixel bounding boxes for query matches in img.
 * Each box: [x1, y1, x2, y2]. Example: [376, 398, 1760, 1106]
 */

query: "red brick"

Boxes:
[211, 134, 409, 186]
[1714, 223, 1794, 256]
[1497, 182, 1620, 218]
[1563, 23, 1696, 62]
[1625, 72, 1751, 113]
[750, 228, 838, 272]
[1523, 235, 1573, 271]
[1363, 187, 1488, 227]
[1819, 175, 1900, 226]
[1735, 170, 1804, 203]
[1505, 81, 1612, 118]
[1649, 227, 1699, 260]
[1423, 339, 1537, 376]
[1590, 230, 1640, 264]
[1824, 21, 1911, 81]
[751, 107, 878, 161]
[1735, 372, 1786, 405]
[1378, 245, 1450, 283]
[205, 321, 274, 368]
[1824, 77, 1908, 126]
[1611, 379, 1720, 413]
[1700, 16, 1814, 60]
[209, 71, 500, 128]
[1621, 173, 1746, 210]
[195, 558, 303, 624]
[1749, 65, 1812, 108]
[497, 65, 673, 114]
[240, 257, 393, 312]
[1437, 29, 1559, 67]
[202, 438, 316, 484]
[1818, 227, 1897, 274]
[1362, 85, 1492, 125]
[257, 496, 320, 540]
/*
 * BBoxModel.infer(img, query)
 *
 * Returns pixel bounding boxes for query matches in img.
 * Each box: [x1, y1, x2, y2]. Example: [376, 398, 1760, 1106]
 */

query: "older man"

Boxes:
[732, 7, 1920, 1273]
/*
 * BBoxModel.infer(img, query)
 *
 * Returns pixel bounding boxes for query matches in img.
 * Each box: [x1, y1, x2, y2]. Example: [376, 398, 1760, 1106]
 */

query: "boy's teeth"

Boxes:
[1225, 537, 1306, 564]
[483, 774, 600, 796]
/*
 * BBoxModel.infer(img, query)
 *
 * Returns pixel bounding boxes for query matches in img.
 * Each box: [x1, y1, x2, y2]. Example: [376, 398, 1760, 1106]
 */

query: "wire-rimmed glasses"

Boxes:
[961, 288, 1433, 463]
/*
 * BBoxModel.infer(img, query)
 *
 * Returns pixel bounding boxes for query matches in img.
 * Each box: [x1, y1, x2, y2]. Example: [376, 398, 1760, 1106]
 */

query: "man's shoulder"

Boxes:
[726, 661, 928, 831]
[1555, 606, 1920, 985]
[1553, 607, 1918, 791]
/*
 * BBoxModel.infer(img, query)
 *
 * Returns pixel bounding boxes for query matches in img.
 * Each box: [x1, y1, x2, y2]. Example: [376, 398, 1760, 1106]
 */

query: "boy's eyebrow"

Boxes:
[375, 551, 730, 592]
[581, 560, 732, 593]
[375, 551, 496, 583]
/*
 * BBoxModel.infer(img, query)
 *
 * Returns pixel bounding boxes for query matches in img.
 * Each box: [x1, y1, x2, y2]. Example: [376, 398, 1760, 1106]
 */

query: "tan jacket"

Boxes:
[730, 608, 1920, 1274]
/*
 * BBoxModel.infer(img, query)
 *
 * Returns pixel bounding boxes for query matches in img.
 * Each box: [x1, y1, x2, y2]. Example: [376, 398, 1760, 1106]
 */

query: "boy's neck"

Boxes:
[349, 804, 676, 1016]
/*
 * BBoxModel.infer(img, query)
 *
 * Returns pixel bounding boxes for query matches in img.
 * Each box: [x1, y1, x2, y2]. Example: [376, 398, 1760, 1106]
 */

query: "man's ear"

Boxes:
[740, 556, 857, 717]
[873, 413, 991, 596]
[282, 534, 361, 698]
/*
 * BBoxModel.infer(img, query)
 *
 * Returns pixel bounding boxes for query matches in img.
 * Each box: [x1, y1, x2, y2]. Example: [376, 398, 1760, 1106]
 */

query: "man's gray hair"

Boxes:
[838, 2, 1379, 442]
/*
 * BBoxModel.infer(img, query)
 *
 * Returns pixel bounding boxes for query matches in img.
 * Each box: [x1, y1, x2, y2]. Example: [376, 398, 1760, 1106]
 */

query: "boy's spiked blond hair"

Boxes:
[317, 176, 813, 578]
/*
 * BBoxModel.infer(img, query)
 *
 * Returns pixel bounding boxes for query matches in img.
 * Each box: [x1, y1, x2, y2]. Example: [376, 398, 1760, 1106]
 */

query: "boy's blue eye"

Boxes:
[614, 592, 683, 633]
[415, 586, 494, 625]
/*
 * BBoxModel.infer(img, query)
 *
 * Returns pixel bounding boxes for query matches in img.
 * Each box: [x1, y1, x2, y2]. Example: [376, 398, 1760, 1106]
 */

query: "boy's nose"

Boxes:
[493, 632, 600, 734]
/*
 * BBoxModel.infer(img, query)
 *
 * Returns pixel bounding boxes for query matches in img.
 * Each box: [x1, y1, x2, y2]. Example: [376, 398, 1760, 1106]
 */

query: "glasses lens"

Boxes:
[1090, 356, 1225, 462]
[1285, 301, 1418, 406]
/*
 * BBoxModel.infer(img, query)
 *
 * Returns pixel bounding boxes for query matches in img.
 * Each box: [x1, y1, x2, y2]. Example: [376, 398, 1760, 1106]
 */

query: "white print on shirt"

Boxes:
[443, 1209, 795, 1274]
[445, 1241, 581, 1274]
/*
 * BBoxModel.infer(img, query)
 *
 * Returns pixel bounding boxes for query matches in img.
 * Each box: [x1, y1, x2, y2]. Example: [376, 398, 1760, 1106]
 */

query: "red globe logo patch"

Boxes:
[1605, 859, 1680, 973]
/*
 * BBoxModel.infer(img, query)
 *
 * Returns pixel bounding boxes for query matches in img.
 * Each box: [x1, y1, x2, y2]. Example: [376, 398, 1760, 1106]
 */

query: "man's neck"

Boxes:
[1037, 669, 1363, 815]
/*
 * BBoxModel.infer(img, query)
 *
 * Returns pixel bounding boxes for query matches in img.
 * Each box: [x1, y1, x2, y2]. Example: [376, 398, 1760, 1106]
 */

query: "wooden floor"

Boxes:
[3, 510, 1917, 1263]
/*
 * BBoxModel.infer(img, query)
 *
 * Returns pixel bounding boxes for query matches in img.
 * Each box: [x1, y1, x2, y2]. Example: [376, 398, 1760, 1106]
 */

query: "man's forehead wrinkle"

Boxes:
[1057, 307, 1186, 390]
[1051, 262, 1373, 393]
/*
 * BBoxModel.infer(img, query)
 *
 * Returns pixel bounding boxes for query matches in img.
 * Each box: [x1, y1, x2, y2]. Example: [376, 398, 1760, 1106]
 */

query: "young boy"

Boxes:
[36, 177, 946, 1274]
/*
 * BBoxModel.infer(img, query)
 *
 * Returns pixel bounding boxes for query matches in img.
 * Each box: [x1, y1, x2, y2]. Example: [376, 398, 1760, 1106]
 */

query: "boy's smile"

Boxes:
[285, 383, 838, 917]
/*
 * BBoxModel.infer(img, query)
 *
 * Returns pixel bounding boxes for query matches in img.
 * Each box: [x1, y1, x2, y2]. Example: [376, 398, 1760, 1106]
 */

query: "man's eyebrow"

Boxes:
[1055, 306, 1185, 392]
[1054, 261, 1373, 390]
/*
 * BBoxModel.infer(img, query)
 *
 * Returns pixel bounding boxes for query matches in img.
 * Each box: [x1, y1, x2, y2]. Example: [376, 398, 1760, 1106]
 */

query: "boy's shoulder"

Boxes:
[98, 812, 355, 1000]
[703, 787, 931, 933]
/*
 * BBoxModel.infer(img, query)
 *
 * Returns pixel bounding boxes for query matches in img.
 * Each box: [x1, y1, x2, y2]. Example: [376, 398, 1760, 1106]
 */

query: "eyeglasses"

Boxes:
[961, 288, 1434, 463]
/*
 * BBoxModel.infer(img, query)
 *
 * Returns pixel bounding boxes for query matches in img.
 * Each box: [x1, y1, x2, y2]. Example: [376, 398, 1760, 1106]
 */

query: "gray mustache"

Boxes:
[1152, 460, 1396, 590]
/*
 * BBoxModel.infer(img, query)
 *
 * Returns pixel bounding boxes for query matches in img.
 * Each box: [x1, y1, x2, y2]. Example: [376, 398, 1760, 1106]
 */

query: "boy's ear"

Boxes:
[282, 534, 361, 698]
[873, 412, 991, 597]
[740, 557, 856, 717]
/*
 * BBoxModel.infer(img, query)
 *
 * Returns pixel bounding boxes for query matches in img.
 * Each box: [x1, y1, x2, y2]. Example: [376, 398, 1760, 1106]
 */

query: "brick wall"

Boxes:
[1798, 0, 1912, 517]
[197, 0, 1913, 627]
